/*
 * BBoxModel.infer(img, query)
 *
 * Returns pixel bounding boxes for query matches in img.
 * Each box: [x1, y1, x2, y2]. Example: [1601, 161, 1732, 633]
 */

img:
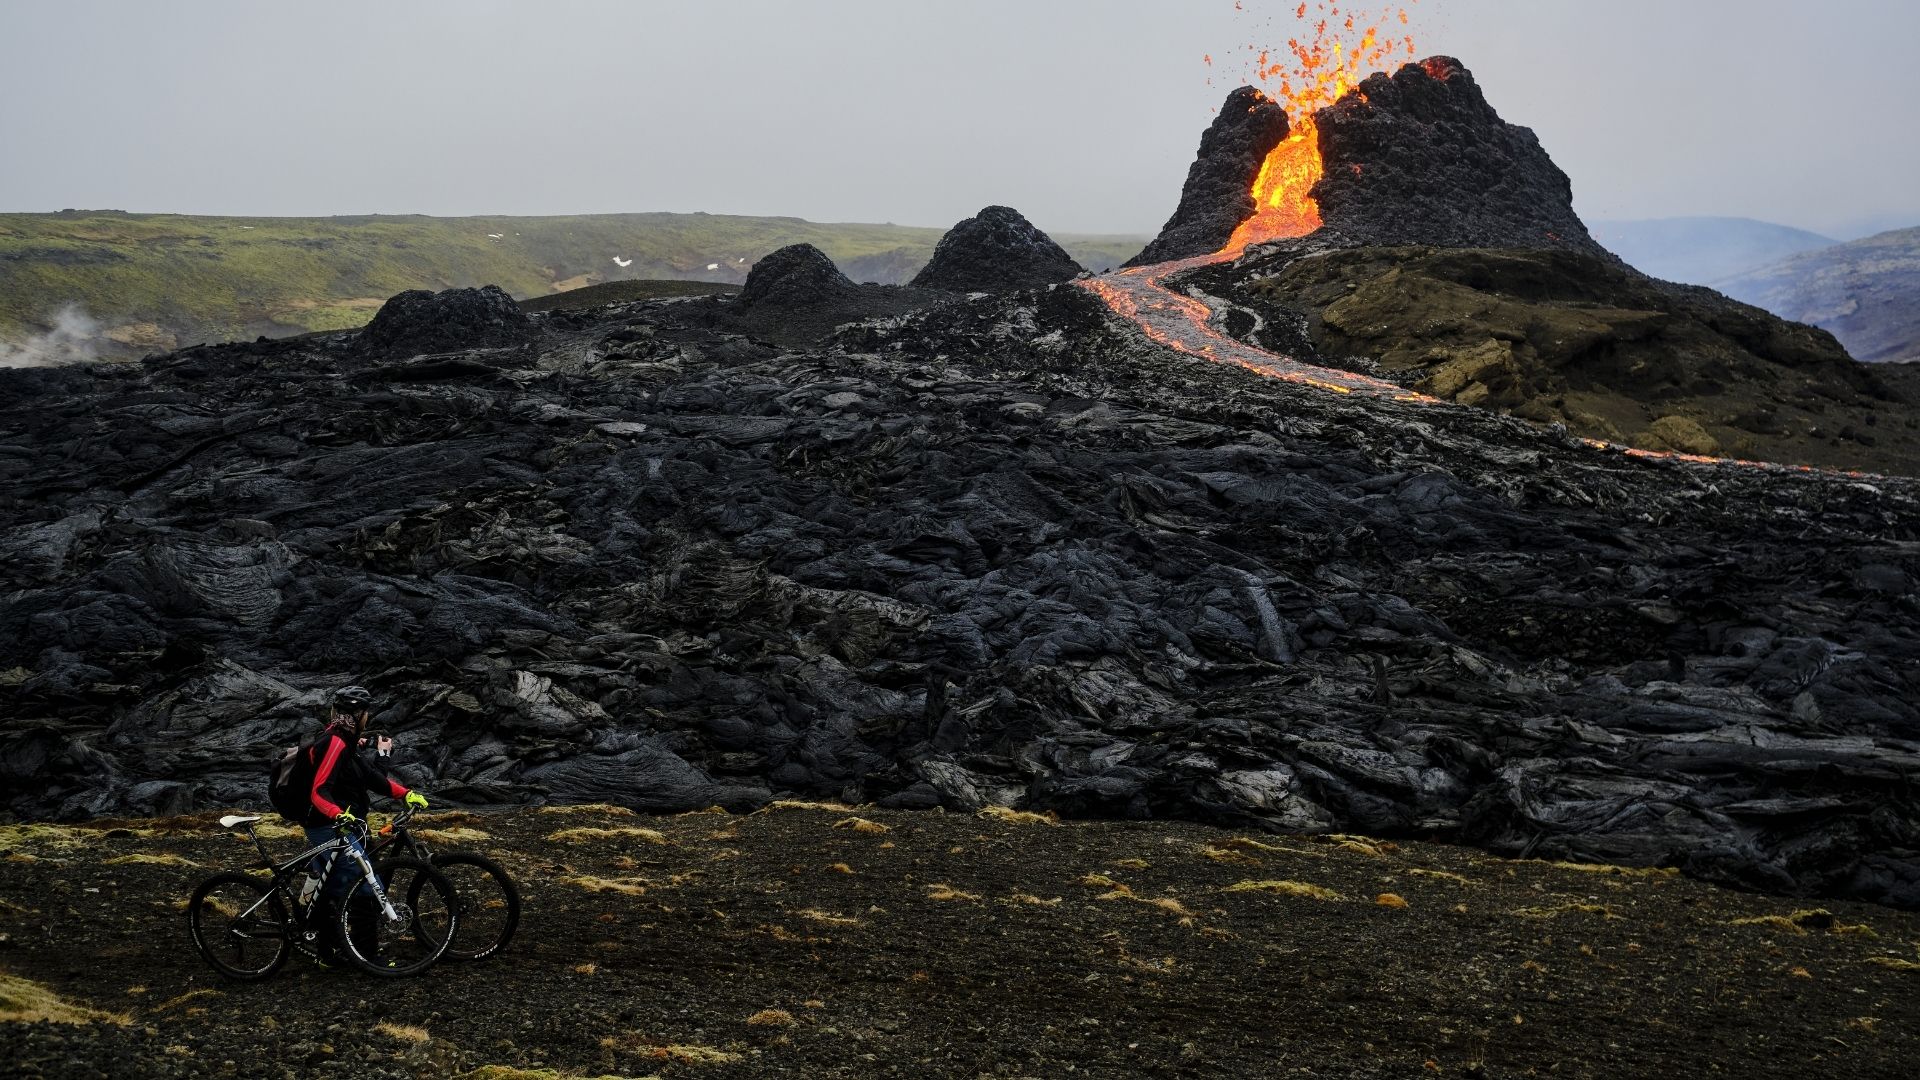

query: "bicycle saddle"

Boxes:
[218, 814, 263, 829]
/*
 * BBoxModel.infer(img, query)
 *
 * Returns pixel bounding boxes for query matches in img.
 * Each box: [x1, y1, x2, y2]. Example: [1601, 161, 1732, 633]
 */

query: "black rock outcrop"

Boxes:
[704, 243, 949, 348]
[3, 276, 1919, 908]
[1313, 58, 1608, 255]
[738, 243, 859, 308]
[1126, 86, 1293, 266]
[908, 206, 1084, 293]
[360, 284, 533, 358]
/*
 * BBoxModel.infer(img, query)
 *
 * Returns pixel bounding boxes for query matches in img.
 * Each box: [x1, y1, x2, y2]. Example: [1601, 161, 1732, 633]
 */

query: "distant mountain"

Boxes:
[0, 211, 1144, 356]
[1719, 226, 1920, 364]
[1590, 216, 1835, 286]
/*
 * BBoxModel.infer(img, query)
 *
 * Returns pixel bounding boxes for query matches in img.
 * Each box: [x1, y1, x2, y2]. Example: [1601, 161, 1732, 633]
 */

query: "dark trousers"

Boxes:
[302, 826, 377, 952]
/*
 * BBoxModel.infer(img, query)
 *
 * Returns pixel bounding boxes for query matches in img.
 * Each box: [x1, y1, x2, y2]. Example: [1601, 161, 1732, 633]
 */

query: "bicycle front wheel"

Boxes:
[186, 872, 289, 981]
[423, 852, 520, 962]
[336, 858, 457, 977]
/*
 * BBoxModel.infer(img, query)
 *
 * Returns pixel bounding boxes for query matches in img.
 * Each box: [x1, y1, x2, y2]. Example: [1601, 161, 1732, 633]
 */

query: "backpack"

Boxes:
[267, 727, 334, 823]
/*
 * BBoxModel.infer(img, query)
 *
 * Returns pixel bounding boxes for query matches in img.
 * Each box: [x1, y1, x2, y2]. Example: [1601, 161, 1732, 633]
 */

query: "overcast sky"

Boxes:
[2, 0, 1915, 238]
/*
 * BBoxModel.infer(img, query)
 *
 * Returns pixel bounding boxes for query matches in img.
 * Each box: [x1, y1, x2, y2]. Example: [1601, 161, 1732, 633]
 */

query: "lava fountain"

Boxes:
[1221, 3, 1417, 255]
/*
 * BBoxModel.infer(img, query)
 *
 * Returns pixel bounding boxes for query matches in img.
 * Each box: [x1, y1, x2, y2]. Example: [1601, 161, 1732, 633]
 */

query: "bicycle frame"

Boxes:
[229, 820, 404, 926]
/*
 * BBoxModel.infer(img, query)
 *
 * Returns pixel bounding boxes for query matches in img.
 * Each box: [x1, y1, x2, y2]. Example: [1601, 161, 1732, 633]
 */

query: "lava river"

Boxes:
[1077, 252, 1427, 402]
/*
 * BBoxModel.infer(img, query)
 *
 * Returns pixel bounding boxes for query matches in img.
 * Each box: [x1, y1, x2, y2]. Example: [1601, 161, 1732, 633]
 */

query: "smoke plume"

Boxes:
[0, 304, 103, 368]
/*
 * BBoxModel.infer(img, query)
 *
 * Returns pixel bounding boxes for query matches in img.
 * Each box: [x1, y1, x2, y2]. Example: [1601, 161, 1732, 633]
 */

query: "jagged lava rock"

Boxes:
[738, 243, 859, 308]
[1313, 57, 1609, 255]
[360, 284, 533, 358]
[908, 206, 1084, 293]
[1127, 86, 1293, 266]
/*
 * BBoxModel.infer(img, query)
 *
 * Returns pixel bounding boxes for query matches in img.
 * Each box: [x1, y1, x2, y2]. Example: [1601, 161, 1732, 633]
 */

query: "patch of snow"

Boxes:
[613, 256, 632, 268]
[707, 263, 720, 271]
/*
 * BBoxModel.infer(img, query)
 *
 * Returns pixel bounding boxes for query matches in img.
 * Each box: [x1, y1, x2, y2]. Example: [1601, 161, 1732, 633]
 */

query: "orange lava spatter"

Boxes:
[1222, 2, 1418, 255]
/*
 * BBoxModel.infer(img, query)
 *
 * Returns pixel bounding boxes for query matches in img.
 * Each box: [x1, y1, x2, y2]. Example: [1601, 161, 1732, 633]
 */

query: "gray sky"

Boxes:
[2, 0, 1915, 238]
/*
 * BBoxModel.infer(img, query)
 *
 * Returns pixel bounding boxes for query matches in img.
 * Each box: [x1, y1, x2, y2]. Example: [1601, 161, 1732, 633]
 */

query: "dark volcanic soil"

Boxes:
[3, 807, 1918, 1079]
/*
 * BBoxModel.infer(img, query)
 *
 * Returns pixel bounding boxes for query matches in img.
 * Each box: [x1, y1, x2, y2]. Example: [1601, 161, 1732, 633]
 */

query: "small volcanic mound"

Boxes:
[1126, 86, 1293, 266]
[698, 243, 949, 348]
[1314, 57, 1608, 255]
[360, 284, 533, 358]
[908, 206, 1084, 294]
[738, 243, 861, 309]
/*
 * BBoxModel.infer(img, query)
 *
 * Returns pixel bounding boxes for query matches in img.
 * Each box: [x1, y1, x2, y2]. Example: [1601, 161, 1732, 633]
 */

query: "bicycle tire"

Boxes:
[186, 872, 290, 981]
[335, 857, 458, 977]
[421, 851, 520, 962]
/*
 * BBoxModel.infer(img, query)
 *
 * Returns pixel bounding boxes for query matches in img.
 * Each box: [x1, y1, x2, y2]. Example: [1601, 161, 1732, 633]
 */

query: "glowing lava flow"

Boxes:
[1078, 253, 1424, 400]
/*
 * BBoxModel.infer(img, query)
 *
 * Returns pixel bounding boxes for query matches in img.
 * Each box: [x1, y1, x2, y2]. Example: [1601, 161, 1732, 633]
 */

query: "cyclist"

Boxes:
[304, 685, 429, 964]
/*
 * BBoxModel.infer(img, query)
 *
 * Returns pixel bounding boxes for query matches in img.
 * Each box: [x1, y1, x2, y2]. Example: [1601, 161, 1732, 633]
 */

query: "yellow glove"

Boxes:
[332, 809, 359, 830]
[404, 790, 429, 810]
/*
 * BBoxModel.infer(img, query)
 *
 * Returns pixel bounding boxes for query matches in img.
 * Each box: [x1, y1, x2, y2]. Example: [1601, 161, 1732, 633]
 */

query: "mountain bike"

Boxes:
[363, 809, 519, 962]
[186, 813, 458, 980]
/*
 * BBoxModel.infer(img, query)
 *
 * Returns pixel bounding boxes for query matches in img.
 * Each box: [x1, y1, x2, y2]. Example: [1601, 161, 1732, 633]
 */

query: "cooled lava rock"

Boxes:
[738, 243, 860, 308]
[703, 243, 953, 348]
[1313, 57, 1610, 255]
[1126, 86, 1293, 266]
[359, 284, 534, 358]
[908, 206, 1084, 293]
[3, 275, 1919, 909]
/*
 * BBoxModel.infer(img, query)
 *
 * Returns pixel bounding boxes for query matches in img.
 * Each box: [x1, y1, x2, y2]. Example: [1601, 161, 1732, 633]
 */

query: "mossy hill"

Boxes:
[0, 210, 1143, 350]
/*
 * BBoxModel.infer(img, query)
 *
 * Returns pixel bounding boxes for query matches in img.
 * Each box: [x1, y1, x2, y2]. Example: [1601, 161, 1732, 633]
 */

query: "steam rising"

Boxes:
[0, 304, 103, 368]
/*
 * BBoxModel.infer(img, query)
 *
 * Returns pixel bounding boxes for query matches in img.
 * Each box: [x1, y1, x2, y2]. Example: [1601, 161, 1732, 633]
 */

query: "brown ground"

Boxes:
[2, 806, 1917, 1079]
[1235, 247, 1920, 475]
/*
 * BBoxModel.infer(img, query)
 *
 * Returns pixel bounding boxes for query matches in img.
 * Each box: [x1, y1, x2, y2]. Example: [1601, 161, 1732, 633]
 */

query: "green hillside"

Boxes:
[0, 210, 1145, 351]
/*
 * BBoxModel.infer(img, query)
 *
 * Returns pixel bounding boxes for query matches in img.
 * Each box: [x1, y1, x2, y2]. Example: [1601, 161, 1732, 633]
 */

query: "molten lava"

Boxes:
[1220, 3, 1418, 256]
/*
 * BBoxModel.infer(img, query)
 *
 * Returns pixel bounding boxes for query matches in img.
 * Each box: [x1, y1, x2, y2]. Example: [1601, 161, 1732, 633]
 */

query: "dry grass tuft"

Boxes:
[1333, 839, 1386, 858]
[977, 806, 1058, 826]
[149, 988, 221, 1014]
[1221, 836, 1325, 858]
[0, 972, 130, 1025]
[1730, 914, 1808, 935]
[1199, 845, 1258, 865]
[925, 883, 980, 902]
[460, 1060, 656, 1068]
[746, 1008, 798, 1028]
[1407, 868, 1476, 886]
[547, 826, 669, 846]
[1513, 902, 1620, 919]
[1545, 860, 1678, 878]
[561, 875, 649, 897]
[1376, 893, 1410, 909]
[418, 827, 493, 844]
[1113, 857, 1150, 870]
[647, 1044, 744, 1065]
[375, 1021, 430, 1044]
[536, 803, 637, 817]
[797, 909, 861, 926]
[765, 800, 847, 813]
[1223, 880, 1344, 901]
[1865, 956, 1920, 971]
[827, 862, 855, 875]
[103, 853, 202, 868]
[832, 817, 890, 834]
[1834, 923, 1879, 937]
[574, 962, 598, 975]
[1003, 893, 1063, 907]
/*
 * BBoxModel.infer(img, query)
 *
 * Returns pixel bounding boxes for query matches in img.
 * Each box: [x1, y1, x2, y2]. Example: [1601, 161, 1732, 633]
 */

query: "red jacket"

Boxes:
[307, 721, 410, 826]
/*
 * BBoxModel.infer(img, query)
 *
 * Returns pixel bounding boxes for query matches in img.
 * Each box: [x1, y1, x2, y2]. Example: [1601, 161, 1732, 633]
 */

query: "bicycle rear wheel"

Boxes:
[336, 858, 457, 977]
[186, 872, 289, 981]
[422, 852, 520, 962]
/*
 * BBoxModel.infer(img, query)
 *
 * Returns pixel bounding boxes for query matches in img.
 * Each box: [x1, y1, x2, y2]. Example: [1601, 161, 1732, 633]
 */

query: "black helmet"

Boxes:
[332, 685, 375, 714]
